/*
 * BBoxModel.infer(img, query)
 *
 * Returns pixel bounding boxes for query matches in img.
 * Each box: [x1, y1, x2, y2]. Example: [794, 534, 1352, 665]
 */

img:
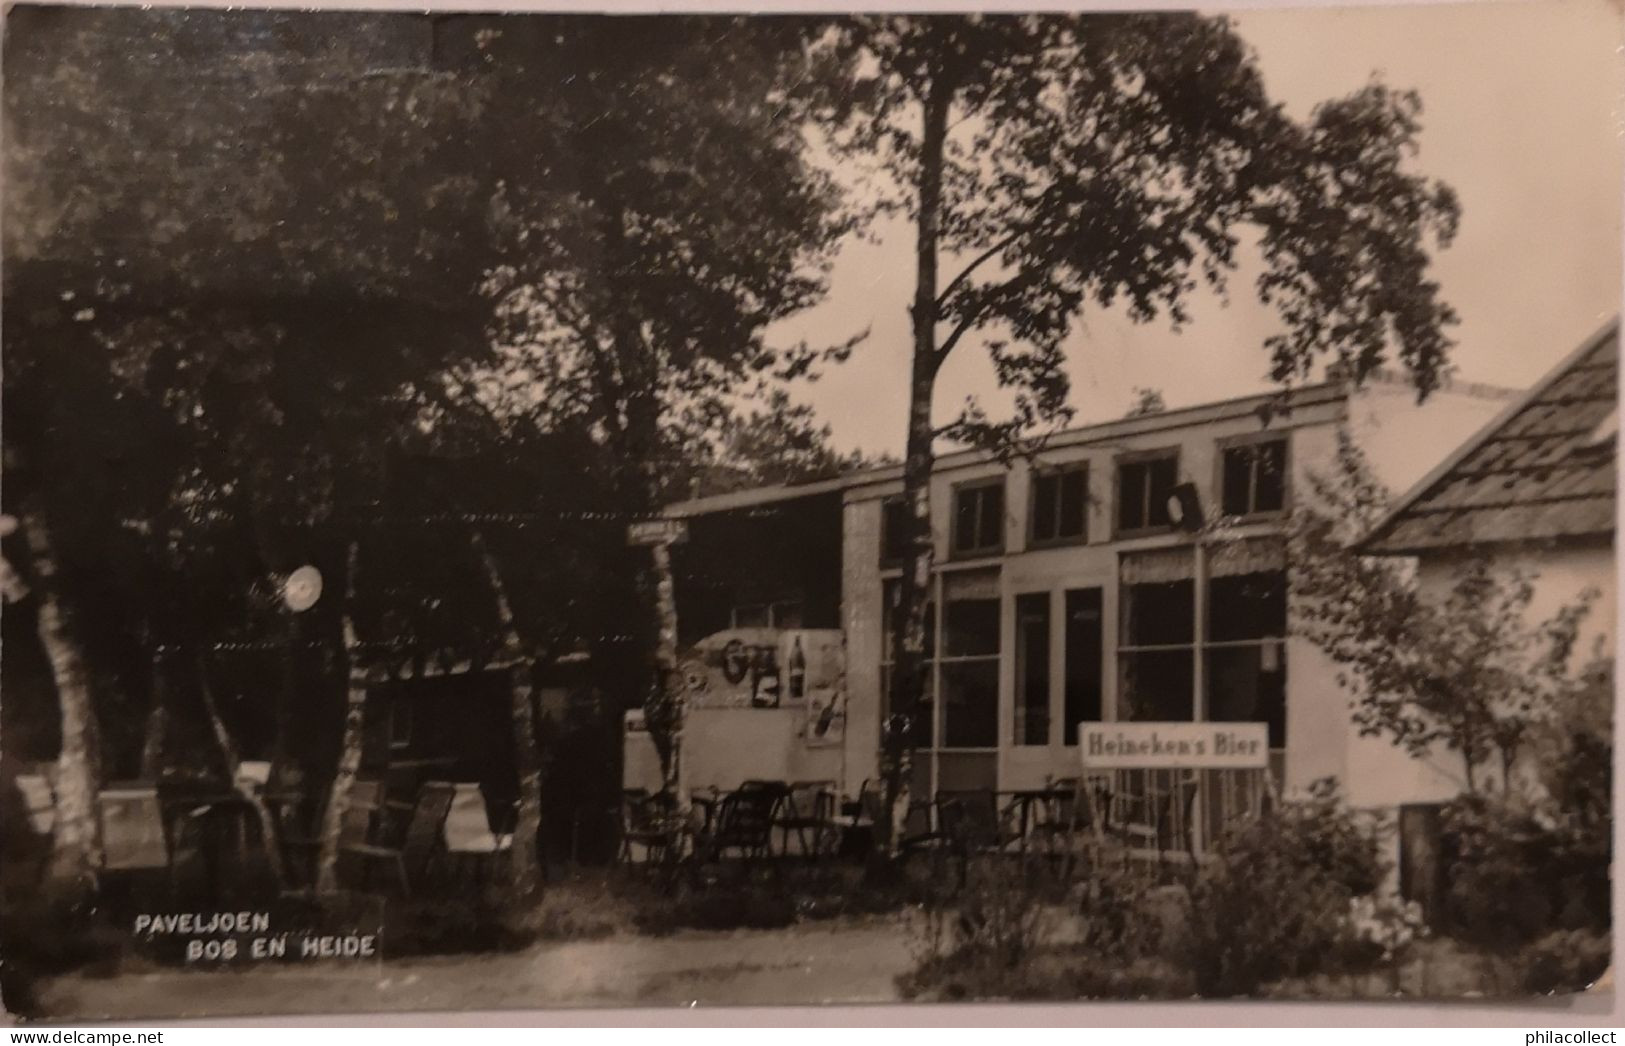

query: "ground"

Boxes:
[29, 917, 917, 1021]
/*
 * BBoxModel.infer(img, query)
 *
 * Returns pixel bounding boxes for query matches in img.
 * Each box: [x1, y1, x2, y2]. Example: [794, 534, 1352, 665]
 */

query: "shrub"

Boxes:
[1184, 780, 1383, 996]
[1519, 928, 1611, 995]
[381, 893, 541, 957]
[1441, 794, 1608, 952]
[0, 885, 127, 1018]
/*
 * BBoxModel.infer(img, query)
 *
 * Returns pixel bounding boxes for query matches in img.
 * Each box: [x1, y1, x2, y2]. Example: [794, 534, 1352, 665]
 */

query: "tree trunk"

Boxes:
[21, 503, 105, 886]
[196, 654, 286, 886]
[139, 655, 169, 780]
[879, 70, 953, 861]
[473, 530, 545, 896]
[650, 540, 684, 806]
[315, 541, 365, 895]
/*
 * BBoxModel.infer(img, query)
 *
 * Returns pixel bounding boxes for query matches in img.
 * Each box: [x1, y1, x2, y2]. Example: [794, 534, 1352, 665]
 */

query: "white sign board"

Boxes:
[627, 519, 689, 546]
[1079, 722, 1269, 770]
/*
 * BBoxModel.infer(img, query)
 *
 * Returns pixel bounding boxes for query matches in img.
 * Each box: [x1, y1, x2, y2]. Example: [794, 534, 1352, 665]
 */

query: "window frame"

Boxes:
[1027, 462, 1090, 549]
[879, 495, 911, 568]
[1112, 447, 1182, 539]
[949, 476, 1007, 560]
[1215, 433, 1291, 522]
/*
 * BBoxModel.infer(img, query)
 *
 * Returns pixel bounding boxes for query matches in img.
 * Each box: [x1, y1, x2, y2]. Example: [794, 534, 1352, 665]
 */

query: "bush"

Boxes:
[381, 893, 541, 957]
[0, 885, 127, 1018]
[1442, 795, 1609, 952]
[1184, 779, 1383, 996]
[1519, 928, 1611, 995]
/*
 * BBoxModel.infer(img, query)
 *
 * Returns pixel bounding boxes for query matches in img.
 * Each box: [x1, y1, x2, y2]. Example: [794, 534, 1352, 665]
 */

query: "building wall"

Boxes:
[837, 380, 1515, 804]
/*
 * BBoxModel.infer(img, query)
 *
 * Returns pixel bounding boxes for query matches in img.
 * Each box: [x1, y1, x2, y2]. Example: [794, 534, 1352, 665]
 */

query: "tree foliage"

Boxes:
[1288, 429, 1600, 794]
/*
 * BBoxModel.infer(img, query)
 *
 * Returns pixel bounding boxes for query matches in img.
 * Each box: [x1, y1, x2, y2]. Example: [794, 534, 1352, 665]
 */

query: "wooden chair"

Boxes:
[281, 779, 379, 888]
[342, 781, 455, 896]
[776, 780, 838, 859]
[693, 786, 778, 864]
[618, 789, 682, 868]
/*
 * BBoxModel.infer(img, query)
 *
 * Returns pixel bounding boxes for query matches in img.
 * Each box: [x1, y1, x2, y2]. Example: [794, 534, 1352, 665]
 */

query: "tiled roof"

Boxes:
[1360, 320, 1618, 554]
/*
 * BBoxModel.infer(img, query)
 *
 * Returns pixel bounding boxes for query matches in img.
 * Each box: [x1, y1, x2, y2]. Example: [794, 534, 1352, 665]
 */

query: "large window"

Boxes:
[1030, 464, 1088, 546]
[940, 572, 1000, 748]
[951, 479, 1005, 557]
[1015, 593, 1050, 746]
[1116, 450, 1180, 535]
[1206, 540, 1288, 748]
[1063, 588, 1104, 745]
[880, 570, 1000, 753]
[1220, 438, 1288, 518]
[880, 496, 910, 566]
[1116, 541, 1288, 750]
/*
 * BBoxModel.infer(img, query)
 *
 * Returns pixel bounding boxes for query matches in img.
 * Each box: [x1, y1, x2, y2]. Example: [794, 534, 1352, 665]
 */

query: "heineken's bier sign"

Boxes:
[1079, 722, 1269, 770]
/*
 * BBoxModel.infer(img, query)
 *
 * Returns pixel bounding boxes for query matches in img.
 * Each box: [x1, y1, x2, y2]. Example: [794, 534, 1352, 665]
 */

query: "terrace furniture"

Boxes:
[342, 780, 455, 896]
[937, 789, 1026, 859]
[280, 779, 381, 888]
[691, 786, 779, 864]
[856, 779, 951, 854]
[776, 780, 839, 860]
[618, 788, 684, 869]
[443, 782, 513, 886]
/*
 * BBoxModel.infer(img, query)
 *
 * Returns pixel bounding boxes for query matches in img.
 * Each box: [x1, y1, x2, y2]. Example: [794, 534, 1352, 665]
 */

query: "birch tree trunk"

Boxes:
[20, 504, 105, 886]
[650, 539, 684, 809]
[879, 72, 952, 862]
[196, 655, 286, 885]
[315, 541, 365, 895]
[473, 530, 544, 895]
[138, 656, 169, 780]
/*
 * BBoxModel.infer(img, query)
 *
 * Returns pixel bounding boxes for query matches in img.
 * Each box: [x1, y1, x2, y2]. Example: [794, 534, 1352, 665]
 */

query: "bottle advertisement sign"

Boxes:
[1078, 722, 1269, 770]
[680, 629, 842, 711]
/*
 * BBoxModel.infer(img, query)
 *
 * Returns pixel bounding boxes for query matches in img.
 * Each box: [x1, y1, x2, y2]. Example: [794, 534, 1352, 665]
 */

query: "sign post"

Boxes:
[629, 518, 690, 822]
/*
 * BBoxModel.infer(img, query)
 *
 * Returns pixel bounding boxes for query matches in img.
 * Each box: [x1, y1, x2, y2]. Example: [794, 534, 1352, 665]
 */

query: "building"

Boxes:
[1356, 319, 1618, 805]
[664, 369, 1516, 817]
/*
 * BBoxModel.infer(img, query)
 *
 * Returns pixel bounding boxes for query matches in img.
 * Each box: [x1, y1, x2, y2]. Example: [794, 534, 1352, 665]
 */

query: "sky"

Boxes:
[767, 0, 1625, 458]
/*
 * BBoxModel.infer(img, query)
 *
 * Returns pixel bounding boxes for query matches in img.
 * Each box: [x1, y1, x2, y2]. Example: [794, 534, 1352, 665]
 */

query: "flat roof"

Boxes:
[667, 369, 1500, 519]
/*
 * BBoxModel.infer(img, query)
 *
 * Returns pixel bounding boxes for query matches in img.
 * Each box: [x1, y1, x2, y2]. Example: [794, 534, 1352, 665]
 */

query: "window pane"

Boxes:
[954, 487, 980, 552]
[1119, 649, 1194, 722]
[1207, 645, 1287, 748]
[1118, 462, 1147, 531]
[1255, 441, 1286, 513]
[1147, 456, 1178, 527]
[880, 664, 933, 749]
[1122, 579, 1194, 646]
[1063, 588, 1103, 745]
[942, 660, 999, 748]
[1015, 593, 1049, 746]
[1208, 571, 1286, 642]
[1031, 473, 1059, 543]
[1058, 469, 1087, 538]
[882, 498, 910, 562]
[977, 483, 1004, 551]
[1221, 447, 1254, 516]
[881, 582, 934, 661]
[944, 597, 999, 657]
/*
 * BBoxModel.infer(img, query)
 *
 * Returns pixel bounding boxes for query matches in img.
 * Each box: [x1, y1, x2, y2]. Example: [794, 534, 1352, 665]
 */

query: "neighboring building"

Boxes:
[665, 369, 1516, 819]
[1356, 319, 1618, 806]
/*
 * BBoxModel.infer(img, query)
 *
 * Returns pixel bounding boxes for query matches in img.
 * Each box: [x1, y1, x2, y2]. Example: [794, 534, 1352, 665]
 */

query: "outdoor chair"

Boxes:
[776, 780, 839, 860]
[282, 779, 380, 889]
[443, 782, 513, 887]
[693, 786, 778, 864]
[342, 780, 455, 896]
[618, 789, 683, 869]
[857, 778, 948, 854]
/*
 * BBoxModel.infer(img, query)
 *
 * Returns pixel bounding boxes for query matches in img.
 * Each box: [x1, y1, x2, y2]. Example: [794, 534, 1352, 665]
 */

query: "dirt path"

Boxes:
[32, 918, 918, 1021]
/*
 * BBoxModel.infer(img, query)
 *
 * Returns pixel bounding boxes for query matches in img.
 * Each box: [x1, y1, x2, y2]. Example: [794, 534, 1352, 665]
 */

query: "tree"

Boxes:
[813, 13, 1462, 856]
[1288, 429, 1599, 794]
[473, 16, 852, 790]
[1125, 387, 1167, 418]
[4, 8, 497, 887]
